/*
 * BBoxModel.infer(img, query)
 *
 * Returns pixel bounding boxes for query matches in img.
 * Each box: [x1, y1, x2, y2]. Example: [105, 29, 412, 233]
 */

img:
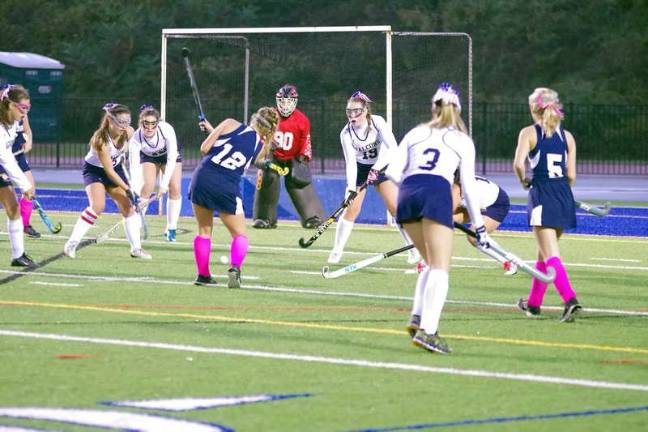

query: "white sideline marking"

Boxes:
[1, 269, 647, 317]
[29, 281, 81, 287]
[591, 257, 641, 263]
[1, 329, 647, 393]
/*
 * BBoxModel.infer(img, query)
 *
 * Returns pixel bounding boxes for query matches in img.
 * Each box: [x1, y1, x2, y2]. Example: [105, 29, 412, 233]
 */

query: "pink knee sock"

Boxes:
[545, 256, 576, 303]
[527, 260, 549, 307]
[193, 236, 212, 277]
[230, 235, 249, 269]
[20, 197, 33, 227]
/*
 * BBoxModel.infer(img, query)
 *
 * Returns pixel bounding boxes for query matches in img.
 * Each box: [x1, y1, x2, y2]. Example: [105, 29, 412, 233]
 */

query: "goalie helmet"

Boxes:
[275, 84, 299, 117]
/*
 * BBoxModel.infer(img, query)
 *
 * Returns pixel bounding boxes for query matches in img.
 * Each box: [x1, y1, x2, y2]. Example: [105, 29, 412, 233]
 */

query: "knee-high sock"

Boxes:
[194, 236, 211, 277]
[19, 197, 33, 227]
[123, 214, 141, 251]
[420, 269, 449, 335]
[230, 235, 250, 269]
[332, 218, 354, 253]
[411, 267, 430, 317]
[527, 260, 549, 307]
[7, 217, 24, 259]
[166, 198, 182, 230]
[545, 256, 576, 303]
[68, 207, 97, 243]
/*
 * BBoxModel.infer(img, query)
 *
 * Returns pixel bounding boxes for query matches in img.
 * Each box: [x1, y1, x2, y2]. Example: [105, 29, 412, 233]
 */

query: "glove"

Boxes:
[366, 168, 380, 185]
[475, 225, 492, 248]
[126, 189, 141, 207]
[262, 160, 273, 171]
[344, 190, 358, 205]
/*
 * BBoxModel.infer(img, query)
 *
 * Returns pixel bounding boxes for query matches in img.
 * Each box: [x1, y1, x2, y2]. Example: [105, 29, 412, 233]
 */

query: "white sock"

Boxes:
[166, 198, 182, 231]
[68, 207, 97, 243]
[7, 217, 24, 259]
[332, 218, 354, 253]
[411, 267, 430, 317]
[123, 214, 141, 250]
[420, 269, 449, 335]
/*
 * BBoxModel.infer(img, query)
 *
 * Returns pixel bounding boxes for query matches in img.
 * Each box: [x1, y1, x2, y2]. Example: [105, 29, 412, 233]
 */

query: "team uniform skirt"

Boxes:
[82, 162, 128, 188]
[397, 174, 453, 228]
[483, 188, 510, 223]
[528, 179, 576, 229]
[189, 167, 243, 215]
[140, 151, 183, 165]
[356, 162, 388, 187]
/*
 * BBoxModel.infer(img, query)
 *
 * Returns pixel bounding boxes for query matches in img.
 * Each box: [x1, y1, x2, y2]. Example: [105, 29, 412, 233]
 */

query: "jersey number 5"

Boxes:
[547, 153, 564, 178]
[210, 143, 247, 170]
[419, 148, 440, 171]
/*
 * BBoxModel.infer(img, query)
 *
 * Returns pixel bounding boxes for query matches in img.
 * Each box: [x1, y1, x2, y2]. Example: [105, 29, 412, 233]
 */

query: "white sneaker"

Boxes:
[63, 240, 78, 258]
[503, 261, 518, 276]
[130, 248, 152, 260]
[327, 250, 342, 264]
[407, 247, 421, 265]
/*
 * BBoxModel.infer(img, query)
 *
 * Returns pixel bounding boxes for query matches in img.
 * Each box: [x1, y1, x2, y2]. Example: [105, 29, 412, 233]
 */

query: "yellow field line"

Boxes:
[2, 300, 647, 355]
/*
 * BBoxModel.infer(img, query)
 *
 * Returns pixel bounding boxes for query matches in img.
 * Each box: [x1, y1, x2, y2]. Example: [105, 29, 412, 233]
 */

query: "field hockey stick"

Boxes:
[453, 223, 556, 283]
[268, 162, 289, 176]
[321, 243, 414, 279]
[31, 198, 63, 234]
[121, 161, 148, 240]
[94, 196, 154, 244]
[575, 200, 610, 217]
[298, 168, 384, 248]
[181, 47, 207, 132]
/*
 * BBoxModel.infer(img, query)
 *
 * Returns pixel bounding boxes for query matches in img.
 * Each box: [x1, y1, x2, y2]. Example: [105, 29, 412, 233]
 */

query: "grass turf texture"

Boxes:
[0, 211, 647, 431]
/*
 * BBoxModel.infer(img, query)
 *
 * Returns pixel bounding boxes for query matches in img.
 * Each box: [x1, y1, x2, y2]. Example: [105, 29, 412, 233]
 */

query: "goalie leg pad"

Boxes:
[286, 182, 325, 228]
[253, 168, 281, 226]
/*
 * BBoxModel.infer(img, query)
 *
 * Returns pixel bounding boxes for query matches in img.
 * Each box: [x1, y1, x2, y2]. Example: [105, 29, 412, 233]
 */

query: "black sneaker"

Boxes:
[252, 219, 276, 229]
[194, 275, 217, 287]
[560, 297, 582, 323]
[412, 329, 452, 354]
[24, 225, 41, 238]
[406, 314, 421, 338]
[11, 253, 37, 268]
[517, 298, 541, 317]
[227, 267, 241, 289]
[303, 216, 322, 229]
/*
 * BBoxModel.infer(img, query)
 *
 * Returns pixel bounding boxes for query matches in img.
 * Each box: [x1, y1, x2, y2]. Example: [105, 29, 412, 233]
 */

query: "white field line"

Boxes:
[508, 209, 648, 220]
[1, 329, 646, 392]
[29, 281, 81, 287]
[1, 269, 646, 317]
[591, 257, 641, 263]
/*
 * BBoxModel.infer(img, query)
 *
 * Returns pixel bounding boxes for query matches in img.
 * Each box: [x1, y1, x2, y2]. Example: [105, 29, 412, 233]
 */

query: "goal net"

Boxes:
[161, 26, 472, 172]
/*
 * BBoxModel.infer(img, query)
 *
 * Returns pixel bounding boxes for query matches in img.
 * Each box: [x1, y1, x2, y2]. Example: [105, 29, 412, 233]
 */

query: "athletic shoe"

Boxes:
[503, 261, 518, 276]
[406, 314, 421, 338]
[63, 240, 79, 259]
[327, 250, 342, 264]
[407, 247, 421, 265]
[11, 253, 37, 268]
[560, 297, 582, 323]
[165, 229, 177, 242]
[412, 329, 452, 354]
[252, 219, 276, 229]
[517, 298, 541, 317]
[130, 248, 152, 260]
[24, 225, 41, 238]
[194, 274, 217, 287]
[303, 216, 322, 229]
[227, 266, 241, 289]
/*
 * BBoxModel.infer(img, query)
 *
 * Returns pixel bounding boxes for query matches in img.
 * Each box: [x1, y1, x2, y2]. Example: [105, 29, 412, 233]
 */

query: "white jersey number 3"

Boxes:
[210, 143, 247, 170]
[547, 153, 564, 178]
[274, 131, 294, 151]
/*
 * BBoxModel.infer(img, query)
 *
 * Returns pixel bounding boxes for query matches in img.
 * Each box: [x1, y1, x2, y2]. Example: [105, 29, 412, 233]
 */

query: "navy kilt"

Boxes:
[397, 174, 453, 228]
[140, 152, 182, 165]
[356, 162, 388, 187]
[528, 179, 576, 229]
[483, 187, 510, 223]
[82, 162, 128, 188]
[189, 165, 243, 215]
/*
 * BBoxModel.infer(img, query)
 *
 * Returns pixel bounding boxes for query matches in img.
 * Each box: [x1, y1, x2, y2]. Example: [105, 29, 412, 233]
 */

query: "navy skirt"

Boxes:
[397, 174, 453, 228]
[528, 179, 576, 229]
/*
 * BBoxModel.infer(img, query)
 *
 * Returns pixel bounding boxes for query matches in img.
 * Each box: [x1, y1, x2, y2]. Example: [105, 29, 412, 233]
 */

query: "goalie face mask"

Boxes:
[275, 84, 299, 117]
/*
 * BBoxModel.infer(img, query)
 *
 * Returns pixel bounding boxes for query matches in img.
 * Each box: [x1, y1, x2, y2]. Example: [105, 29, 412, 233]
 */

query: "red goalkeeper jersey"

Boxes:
[272, 108, 312, 161]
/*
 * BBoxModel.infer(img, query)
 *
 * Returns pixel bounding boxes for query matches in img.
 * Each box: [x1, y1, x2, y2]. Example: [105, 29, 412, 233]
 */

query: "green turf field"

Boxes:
[1, 211, 647, 431]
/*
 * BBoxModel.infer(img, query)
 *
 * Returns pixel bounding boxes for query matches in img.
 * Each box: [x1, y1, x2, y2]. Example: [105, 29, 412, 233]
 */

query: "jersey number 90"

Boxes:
[274, 131, 294, 151]
[210, 143, 247, 170]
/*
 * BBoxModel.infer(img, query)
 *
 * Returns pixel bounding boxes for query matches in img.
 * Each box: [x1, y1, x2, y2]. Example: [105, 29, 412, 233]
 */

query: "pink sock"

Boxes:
[545, 256, 576, 303]
[230, 235, 249, 269]
[193, 236, 211, 277]
[527, 260, 548, 307]
[20, 197, 33, 227]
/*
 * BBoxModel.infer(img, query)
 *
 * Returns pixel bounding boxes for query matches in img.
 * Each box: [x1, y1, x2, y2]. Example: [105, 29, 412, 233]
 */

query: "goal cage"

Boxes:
[161, 26, 472, 172]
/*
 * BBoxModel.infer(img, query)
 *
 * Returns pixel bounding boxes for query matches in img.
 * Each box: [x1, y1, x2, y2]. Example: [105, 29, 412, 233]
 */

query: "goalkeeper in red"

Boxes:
[252, 84, 324, 229]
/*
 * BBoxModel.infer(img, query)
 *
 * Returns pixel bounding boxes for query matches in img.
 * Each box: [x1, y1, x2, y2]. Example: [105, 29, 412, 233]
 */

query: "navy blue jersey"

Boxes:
[196, 123, 262, 183]
[528, 124, 568, 183]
